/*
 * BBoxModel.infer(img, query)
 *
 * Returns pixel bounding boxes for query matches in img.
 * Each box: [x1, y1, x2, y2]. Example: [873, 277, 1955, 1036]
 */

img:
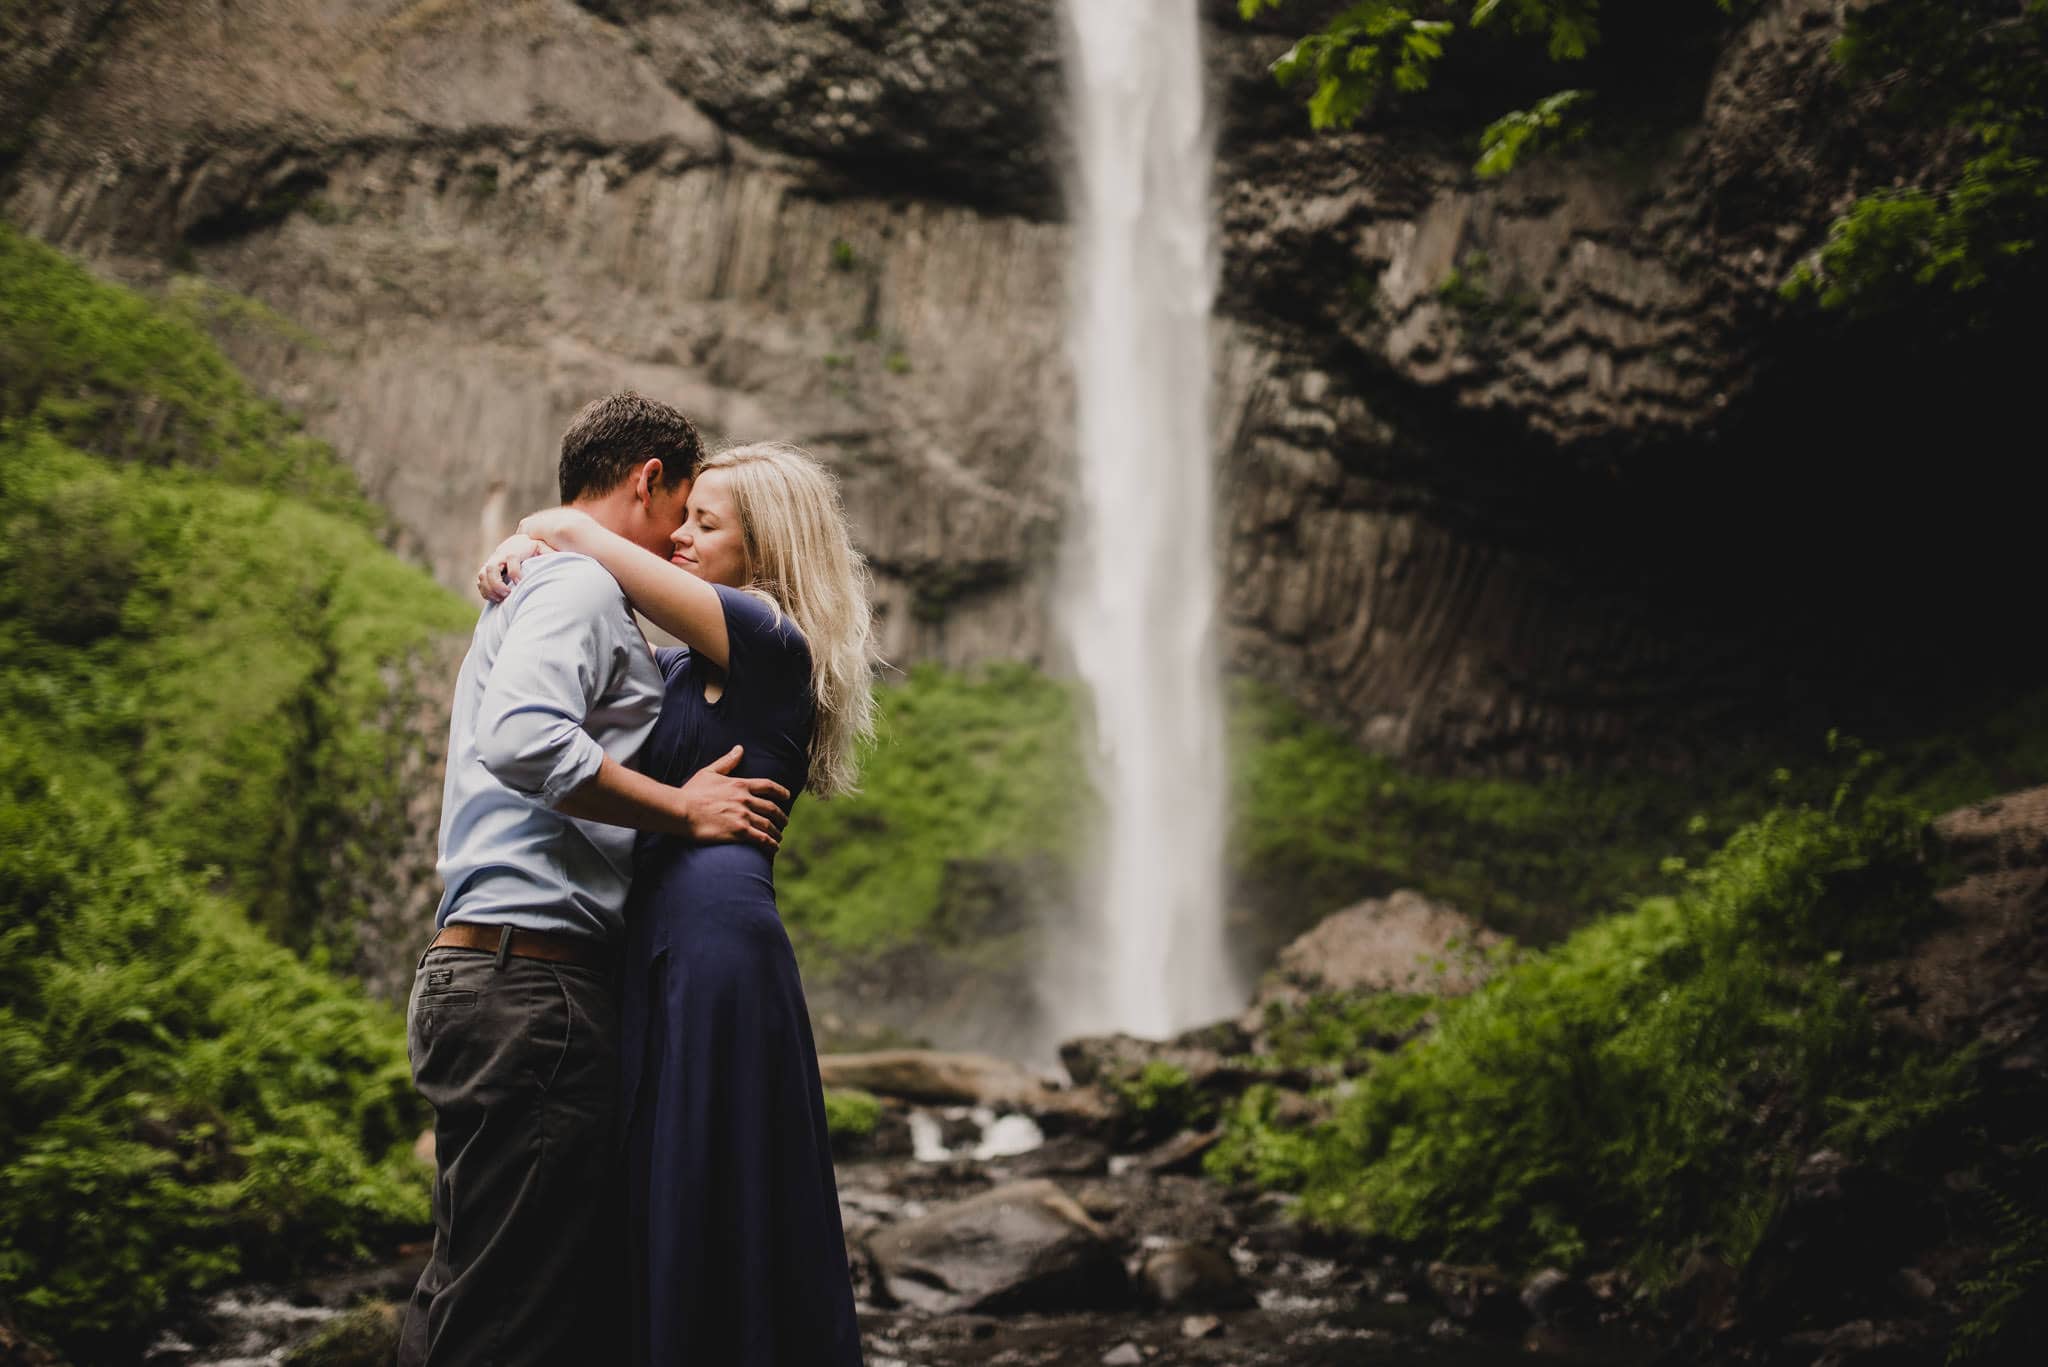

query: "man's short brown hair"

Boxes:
[557, 392, 705, 503]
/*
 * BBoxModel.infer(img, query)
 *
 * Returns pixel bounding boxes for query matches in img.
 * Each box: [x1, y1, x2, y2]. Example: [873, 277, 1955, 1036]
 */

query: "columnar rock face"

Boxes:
[0, 0, 1970, 766]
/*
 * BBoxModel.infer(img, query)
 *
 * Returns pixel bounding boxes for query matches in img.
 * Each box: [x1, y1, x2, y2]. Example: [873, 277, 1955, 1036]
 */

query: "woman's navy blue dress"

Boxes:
[620, 584, 863, 1366]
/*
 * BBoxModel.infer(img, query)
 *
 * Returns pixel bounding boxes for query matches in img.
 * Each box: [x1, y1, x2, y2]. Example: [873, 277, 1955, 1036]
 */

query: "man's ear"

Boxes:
[633, 458, 665, 508]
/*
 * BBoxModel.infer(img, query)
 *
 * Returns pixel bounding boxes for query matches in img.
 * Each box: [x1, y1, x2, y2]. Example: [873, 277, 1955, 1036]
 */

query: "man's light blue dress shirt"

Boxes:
[435, 552, 665, 943]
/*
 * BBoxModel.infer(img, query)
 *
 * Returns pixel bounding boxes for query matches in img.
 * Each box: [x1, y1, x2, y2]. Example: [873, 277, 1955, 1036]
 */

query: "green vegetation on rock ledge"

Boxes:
[780, 659, 2048, 977]
[1217, 782, 1937, 1265]
[1784, 0, 2048, 322]
[777, 662, 1088, 954]
[1205, 768, 2042, 1357]
[1240, 0, 1748, 161]
[1249, 0, 2048, 321]
[1, 224, 466, 1357]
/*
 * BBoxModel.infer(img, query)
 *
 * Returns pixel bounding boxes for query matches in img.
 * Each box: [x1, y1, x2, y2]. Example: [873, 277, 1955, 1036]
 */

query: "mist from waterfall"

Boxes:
[1050, 0, 1239, 1041]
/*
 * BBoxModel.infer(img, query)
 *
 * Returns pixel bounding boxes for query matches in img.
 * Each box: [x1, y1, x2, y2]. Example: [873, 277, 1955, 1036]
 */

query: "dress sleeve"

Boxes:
[714, 584, 810, 708]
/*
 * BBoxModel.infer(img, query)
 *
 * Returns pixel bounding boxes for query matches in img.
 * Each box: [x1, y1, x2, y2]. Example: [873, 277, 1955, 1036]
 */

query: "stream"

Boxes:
[155, 1104, 1654, 1367]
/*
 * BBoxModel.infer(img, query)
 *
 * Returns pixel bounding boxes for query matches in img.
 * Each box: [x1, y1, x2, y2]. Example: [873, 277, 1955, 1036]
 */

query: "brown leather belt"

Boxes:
[430, 923, 611, 971]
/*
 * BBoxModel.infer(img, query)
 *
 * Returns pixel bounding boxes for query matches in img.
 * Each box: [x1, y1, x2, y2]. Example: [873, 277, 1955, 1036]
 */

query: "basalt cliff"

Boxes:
[8, 0, 2030, 777]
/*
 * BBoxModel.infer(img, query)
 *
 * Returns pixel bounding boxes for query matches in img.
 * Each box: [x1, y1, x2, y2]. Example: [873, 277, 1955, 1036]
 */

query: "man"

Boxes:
[398, 392, 789, 1366]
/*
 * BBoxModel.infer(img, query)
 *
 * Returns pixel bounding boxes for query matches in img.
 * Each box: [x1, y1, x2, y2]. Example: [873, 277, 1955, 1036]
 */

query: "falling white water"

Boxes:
[1053, 0, 1238, 1040]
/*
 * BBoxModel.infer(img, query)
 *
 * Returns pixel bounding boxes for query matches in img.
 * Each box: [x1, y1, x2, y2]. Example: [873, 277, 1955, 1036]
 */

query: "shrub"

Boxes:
[1228, 781, 1935, 1279]
[1206, 1084, 1326, 1191]
[0, 730, 428, 1360]
[1108, 1061, 1215, 1142]
[1255, 991, 1441, 1073]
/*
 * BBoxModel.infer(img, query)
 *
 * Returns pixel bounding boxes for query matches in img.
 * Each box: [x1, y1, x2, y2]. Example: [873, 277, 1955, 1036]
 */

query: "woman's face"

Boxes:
[669, 468, 748, 588]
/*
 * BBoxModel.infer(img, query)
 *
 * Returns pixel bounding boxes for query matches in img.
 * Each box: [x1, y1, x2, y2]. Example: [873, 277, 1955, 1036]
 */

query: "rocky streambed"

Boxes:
[833, 1102, 1653, 1367]
[146, 790, 2048, 1367]
[150, 1088, 1651, 1367]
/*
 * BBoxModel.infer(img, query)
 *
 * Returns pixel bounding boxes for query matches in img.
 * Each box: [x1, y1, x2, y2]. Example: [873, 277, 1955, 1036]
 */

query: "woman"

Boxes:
[483, 442, 874, 1366]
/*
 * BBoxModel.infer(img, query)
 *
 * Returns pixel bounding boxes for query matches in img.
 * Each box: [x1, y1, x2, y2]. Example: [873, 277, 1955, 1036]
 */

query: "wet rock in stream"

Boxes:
[867, 1179, 1129, 1315]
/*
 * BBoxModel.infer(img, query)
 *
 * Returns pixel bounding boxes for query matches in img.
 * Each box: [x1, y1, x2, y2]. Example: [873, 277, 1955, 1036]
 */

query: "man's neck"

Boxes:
[570, 494, 632, 541]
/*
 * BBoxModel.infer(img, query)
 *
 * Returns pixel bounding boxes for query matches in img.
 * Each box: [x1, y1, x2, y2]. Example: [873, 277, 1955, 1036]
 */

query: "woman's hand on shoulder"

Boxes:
[476, 533, 551, 603]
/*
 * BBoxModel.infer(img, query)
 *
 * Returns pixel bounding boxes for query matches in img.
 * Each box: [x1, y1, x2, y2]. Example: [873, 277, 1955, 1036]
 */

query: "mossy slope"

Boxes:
[0, 223, 468, 1357]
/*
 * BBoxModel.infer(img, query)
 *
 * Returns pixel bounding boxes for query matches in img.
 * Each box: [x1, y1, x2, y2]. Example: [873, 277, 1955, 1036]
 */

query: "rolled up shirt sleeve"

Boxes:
[474, 560, 624, 808]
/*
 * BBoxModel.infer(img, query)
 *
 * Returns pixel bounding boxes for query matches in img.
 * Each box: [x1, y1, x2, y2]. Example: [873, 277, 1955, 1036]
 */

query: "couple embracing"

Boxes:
[399, 393, 872, 1366]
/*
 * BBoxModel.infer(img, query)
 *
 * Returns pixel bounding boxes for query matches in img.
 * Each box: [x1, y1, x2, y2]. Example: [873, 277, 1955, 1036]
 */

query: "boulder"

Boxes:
[1058, 1033, 1246, 1091]
[1001, 1133, 1111, 1179]
[1135, 1128, 1222, 1177]
[0, 1310, 60, 1367]
[280, 1305, 400, 1367]
[1053, 1032, 1274, 1142]
[1136, 1242, 1255, 1310]
[867, 1179, 1129, 1315]
[1777, 1319, 1921, 1367]
[1424, 1262, 1518, 1328]
[1518, 1267, 1595, 1328]
[1254, 890, 1502, 1013]
[1105, 1175, 1238, 1251]
[818, 1049, 1112, 1130]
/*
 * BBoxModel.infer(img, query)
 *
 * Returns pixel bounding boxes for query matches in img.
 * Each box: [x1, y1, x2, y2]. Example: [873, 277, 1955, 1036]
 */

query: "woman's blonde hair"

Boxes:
[698, 441, 878, 798]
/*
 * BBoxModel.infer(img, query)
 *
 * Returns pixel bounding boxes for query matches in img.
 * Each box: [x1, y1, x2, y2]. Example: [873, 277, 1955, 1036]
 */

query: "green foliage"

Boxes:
[0, 225, 467, 1355]
[1784, 0, 2048, 318]
[1477, 88, 1594, 178]
[0, 226, 473, 949]
[1951, 1137, 2048, 1363]
[0, 430, 472, 949]
[1243, 1, 1735, 174]
[0, 731, 428, 1359]
[787, 665, 2048, 983]
[1230, 686, 1736, 943]
[822, 1088, 882, 1140]
[1109, 1061, 1208, 1132]
[1251, 1, 1457, 130]
[1256, 991, 1441, 1072]
[1205, 1083, 1325, 1190]
[1235, 783, 1935, 1277]
[776, 663, 1088, 952]
[0, 224, 363, 511]
[1819, 1041, 1979, 1166]
[1773, 0, 2048, 317]
[1782, 149, 2047, 315]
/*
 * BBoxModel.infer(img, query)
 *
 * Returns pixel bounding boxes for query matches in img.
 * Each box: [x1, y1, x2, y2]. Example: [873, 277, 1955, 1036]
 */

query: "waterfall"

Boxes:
[1052, 0, 1238, 1040]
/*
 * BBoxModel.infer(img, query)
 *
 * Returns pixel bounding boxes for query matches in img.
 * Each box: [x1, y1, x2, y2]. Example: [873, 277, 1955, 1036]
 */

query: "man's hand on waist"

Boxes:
[678, 745, 790, 849]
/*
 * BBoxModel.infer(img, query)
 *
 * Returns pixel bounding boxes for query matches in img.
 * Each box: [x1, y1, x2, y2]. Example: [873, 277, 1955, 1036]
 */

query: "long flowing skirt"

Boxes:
[621, 890, 864, 1366]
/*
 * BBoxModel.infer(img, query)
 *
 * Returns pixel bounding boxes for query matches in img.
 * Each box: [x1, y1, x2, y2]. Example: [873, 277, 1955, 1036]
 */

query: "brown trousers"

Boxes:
[397, 946, 624, 1366]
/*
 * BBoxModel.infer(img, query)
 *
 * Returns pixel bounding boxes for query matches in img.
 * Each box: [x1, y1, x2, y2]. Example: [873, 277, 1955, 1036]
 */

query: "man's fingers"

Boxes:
[748, 815, 780, 848]
[708, 745, 744, 775]
[746, 795, 789, 828]
[740, 777, 792, 804]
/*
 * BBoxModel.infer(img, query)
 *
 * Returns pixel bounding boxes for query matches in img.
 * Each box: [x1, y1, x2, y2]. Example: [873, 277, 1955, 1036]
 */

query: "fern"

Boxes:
[1951, 1137, 2048, 1363]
